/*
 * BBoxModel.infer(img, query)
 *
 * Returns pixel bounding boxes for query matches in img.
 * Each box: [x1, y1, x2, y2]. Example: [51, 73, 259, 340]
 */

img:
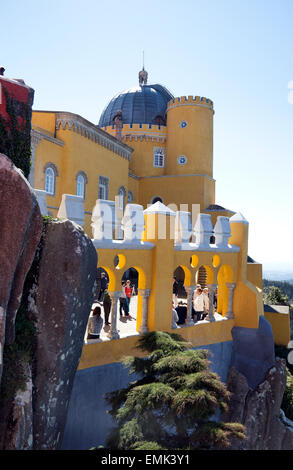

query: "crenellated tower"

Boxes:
[165, 95, 214, 178]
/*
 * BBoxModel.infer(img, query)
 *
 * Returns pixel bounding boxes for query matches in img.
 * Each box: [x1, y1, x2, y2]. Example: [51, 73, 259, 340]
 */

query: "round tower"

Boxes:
[165, 96, 214, 177]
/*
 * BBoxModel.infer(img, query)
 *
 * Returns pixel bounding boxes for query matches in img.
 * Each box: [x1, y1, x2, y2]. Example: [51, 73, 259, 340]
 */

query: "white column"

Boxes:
[107, 291, 120, 340]
[138, 288, 151, 334]
[206, 283, 217, 322]
[225, 282, 236, 319]
[184, 285, 196, 326]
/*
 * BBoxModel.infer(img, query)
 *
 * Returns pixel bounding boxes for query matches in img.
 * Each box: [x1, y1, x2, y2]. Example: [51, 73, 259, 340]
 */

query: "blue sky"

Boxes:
[2, 0, 293, 269]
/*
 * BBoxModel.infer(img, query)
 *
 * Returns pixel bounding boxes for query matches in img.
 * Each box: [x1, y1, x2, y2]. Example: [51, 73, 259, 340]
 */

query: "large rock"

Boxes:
[224, 358, 293, 450]
[2, 362, 33, 450]
[230, 316, 275, 389]
[0, 154, 42, 382]
[30, 219, 97, 449]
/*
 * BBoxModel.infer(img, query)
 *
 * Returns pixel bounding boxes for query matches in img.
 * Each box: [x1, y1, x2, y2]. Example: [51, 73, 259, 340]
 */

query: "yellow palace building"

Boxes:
[30, 67, 290, 350]
[30, 67, 233, 234]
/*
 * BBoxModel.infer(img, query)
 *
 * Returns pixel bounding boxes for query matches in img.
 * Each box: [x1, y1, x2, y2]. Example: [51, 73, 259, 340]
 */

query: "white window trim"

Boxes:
[44, 163, 59, 196]
[98, 175, 109, 200]
[153, 147, 165, 168]
[76, 171, 88, 199]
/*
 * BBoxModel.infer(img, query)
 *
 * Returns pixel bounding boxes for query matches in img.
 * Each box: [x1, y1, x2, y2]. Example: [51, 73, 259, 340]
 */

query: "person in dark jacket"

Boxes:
[103, 290, 111, 325]
[98, 272, 108, 302]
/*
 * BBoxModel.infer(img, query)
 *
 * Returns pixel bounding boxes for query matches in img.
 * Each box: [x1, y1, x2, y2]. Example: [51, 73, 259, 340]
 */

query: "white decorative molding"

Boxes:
[91, 199, 116, 240]
[214, 216, 231, 249]
[34, 189, 48, 216]
[193, 213, 214, 249]
[57, 194, 85, 227]
[229, 212, 249, 225]
[175, 211, 192, 243]
[121, 203, 145, 241]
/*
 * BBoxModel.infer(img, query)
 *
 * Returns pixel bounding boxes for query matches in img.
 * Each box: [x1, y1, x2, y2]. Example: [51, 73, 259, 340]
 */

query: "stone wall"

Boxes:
[61, 341, 233, 450]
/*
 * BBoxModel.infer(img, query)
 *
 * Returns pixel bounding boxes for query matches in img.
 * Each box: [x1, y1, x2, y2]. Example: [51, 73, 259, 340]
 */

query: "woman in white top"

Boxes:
[193, 288, 208, 322]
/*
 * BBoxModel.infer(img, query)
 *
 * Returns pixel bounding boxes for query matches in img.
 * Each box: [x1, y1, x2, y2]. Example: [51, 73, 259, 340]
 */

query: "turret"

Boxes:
[165, 95, 214, 177]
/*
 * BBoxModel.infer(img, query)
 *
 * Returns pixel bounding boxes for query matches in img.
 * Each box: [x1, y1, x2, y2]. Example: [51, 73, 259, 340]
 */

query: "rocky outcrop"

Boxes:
[224, 358, 293, 450]
[2, 362, 33, 450]
[0, 187, 97, 449]
[0, 153, 42, 382]
[28, 219, 97, 449]
[230, 316, 276, 390]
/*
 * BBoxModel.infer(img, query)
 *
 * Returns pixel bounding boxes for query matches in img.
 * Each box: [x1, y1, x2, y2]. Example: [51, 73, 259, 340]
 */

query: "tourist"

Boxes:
[214, 287, 218, 311]
[175, 301, 187, 325]
[203, 287, 209, 319]
[193, 287, 208, 322]
[103, 289, 111, 325]
[173, 277, 179, 307]
[87, 306, 103, 340]
[119, 281, 129, 317]
[172, 302, 179, 329]
[125, 280, 135, 316]
[98, 272, 108, 302]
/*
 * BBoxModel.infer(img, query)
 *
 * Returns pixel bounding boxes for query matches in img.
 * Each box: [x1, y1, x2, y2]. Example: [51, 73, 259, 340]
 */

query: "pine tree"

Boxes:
[105, 331, 245, 450]
[263, 285, 289, 306]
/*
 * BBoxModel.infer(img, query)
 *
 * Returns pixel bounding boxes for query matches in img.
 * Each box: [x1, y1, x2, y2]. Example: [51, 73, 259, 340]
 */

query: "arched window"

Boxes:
[45, 167, 55, 195]
[127, 191, 134, 203]
[76, 171, 87, 199]
[118, 186, 127, 211]
[44, 163, 58, 196]
[151, 196, 163, 204]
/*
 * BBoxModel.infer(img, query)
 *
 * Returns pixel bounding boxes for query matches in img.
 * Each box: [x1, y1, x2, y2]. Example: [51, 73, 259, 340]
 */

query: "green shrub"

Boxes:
[104, 331, 246, 450]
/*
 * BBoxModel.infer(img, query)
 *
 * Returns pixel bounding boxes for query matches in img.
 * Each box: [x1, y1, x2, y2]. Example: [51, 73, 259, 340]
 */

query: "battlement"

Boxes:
[104, 123, 167, 134]
[167, 95, 214, 111]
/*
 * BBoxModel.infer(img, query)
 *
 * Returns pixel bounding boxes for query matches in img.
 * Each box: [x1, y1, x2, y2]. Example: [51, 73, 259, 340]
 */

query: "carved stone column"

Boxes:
[107, 291, 120, 340]
[206, 284, 217, 322]
[138, 288, 151, 334]
[225, 282, 236, 319]
[184, 285, 196, 326]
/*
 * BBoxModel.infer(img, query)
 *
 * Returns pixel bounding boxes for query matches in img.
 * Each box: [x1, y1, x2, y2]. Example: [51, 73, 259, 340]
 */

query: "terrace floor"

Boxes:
[84, 295, 225, 345]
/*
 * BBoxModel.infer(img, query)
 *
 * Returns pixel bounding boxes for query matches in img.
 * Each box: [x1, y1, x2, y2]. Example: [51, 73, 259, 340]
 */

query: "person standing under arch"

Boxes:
[125, 280, 135, 317]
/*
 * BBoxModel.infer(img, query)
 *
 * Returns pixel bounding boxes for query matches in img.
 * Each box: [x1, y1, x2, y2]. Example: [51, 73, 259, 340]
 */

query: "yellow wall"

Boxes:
[33, 138, 64, 216]
[247, 262, 263, 290]
[78, 318, 234, 369]
[139, 174, 215, 212]
[105, 124, 166, 178]
[32, 111, 131, 235]
[127, 174, 139, 203]
[32, 111, 56, 134]
[264, 309, 291, 346]
[229, 220, 263, 328]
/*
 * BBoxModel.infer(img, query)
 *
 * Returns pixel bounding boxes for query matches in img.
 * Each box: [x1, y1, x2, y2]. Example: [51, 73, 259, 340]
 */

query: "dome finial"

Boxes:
[138, 50, 148, 85]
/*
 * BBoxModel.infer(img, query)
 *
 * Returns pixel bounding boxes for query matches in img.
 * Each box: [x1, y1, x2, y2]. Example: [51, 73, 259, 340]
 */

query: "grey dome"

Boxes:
[98, 84, 174, 127]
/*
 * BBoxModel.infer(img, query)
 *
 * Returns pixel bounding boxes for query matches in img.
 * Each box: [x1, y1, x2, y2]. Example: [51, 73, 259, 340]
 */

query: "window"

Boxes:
[98, 176, 109, 200]
[76, 174, 85, 198]
[151, 196, 163, 204]
[76, 171, 87, 199]
[118, 186, 126, 211]
[153, 147, 165, 168]
[44, 164, 58, 195]
[127, 191, 134, 203]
